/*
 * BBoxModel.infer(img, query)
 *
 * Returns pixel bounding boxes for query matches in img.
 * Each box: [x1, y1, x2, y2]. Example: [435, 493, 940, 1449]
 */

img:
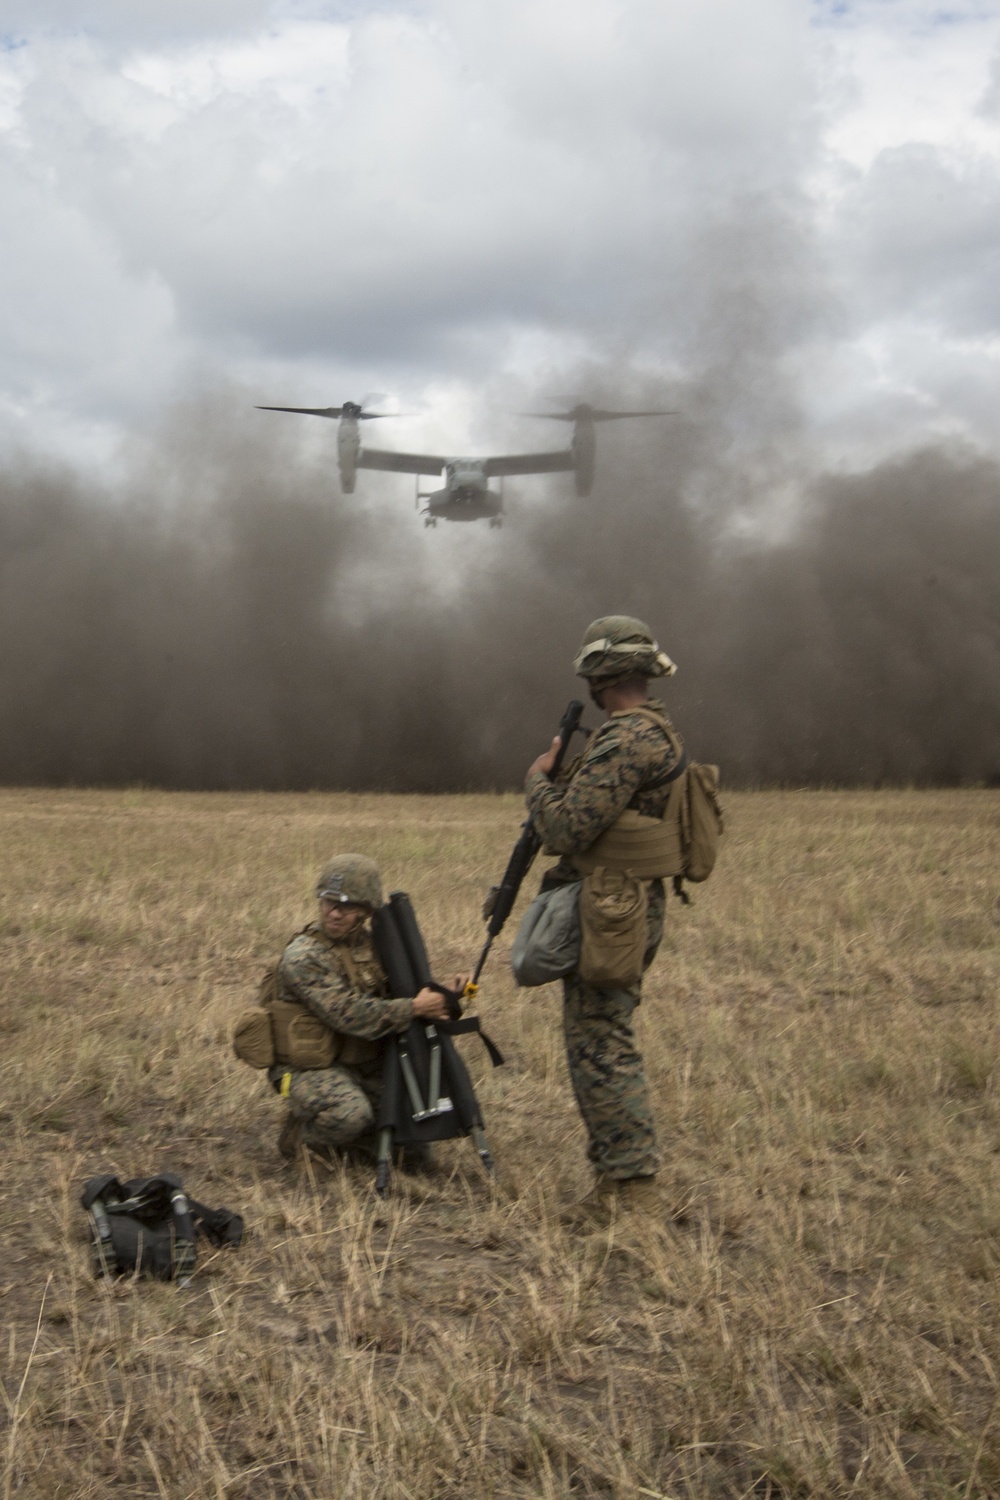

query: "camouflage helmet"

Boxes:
[315, 854, 383, 909]
[573, 615, 677, 683]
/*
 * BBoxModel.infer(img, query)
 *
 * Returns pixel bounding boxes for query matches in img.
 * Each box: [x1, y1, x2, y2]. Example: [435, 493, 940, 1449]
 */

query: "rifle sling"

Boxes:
[439, 1015, 505, 1068]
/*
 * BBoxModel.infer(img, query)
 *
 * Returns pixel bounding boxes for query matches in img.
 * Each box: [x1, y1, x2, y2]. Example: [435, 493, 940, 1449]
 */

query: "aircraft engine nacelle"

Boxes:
[572, 414, 596, 497]
[337, 415, 360, 493]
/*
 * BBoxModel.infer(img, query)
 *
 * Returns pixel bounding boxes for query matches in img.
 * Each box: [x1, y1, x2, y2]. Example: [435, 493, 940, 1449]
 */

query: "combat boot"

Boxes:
[564, 1174, 662, 1229]
[277, 1113, 303, 1161]
[615, 1176, 663, 1213]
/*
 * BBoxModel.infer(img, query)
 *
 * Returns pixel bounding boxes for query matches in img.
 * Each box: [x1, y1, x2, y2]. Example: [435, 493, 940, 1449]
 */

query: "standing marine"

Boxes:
[270, 854, 455, 1164]
[524, 615, 681, 1216]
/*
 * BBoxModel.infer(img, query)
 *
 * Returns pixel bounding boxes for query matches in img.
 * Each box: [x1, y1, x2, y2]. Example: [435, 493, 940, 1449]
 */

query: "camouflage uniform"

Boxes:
[525, 699, 680, 1180]
[267, 922, 412, 1152]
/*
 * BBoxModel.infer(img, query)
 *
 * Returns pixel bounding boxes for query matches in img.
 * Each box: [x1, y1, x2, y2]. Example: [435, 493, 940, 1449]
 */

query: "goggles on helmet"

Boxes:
[573, 637, 677, 680]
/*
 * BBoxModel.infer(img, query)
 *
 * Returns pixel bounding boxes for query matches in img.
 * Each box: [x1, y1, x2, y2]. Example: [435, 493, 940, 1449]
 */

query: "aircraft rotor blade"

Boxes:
[256, 394, 405, 421]
[518, 404, 677, 422]
[256, 405, 343, 418]
[589, 409, 678, 421]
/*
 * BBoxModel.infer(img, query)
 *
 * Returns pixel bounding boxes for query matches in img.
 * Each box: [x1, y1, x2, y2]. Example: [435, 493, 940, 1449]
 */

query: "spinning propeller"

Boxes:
[520, 401, 677, 421]
[255, 395, 397, 421]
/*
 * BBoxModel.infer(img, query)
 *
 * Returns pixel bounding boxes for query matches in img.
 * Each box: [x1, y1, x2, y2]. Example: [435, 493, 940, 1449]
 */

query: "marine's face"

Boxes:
[319, 897, 369, 940]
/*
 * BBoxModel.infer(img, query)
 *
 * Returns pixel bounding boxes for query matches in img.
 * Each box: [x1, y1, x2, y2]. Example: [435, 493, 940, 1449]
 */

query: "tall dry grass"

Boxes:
[1, 787, 999, 1498]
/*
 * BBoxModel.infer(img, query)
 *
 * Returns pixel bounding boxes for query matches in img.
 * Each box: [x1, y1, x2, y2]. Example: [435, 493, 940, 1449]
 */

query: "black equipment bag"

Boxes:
[81, 1172, 243, 1283]
[377, 1019, 486, 1146]
[371, 892, 500, 1193]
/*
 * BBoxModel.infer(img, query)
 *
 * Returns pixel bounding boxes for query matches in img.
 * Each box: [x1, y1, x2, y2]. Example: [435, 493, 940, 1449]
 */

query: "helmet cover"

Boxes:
[573, 614, 677, 683]
[315, 854, 383, 909]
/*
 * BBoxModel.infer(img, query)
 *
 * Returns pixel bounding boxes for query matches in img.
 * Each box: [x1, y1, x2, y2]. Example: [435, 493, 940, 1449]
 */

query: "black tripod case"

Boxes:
[370, 892, 502, 1196]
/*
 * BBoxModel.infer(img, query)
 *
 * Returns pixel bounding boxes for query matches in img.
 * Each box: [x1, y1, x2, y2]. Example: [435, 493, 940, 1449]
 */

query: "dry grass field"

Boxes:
[1, 787, 999, 1499]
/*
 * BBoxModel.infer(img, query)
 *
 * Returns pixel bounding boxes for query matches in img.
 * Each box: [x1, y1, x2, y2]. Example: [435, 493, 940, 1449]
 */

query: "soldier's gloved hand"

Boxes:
[526, 736, 561, 782]
[412, 987, 450, 1022]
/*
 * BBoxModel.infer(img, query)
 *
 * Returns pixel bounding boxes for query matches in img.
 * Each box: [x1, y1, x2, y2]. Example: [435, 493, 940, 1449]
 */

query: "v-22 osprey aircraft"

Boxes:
[256, 399, 673, 527]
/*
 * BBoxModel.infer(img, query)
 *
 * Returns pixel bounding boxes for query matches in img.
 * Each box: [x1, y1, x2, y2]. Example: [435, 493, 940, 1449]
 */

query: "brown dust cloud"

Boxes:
[0, 388, 998, 791]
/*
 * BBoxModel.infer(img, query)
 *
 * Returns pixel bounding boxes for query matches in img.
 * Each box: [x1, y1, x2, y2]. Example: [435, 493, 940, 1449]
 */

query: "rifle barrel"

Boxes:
[468, 699, 584, 989]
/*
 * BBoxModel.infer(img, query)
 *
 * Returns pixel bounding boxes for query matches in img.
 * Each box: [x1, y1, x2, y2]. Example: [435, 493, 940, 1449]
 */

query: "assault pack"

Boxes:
[81, 1173, 243, 1285]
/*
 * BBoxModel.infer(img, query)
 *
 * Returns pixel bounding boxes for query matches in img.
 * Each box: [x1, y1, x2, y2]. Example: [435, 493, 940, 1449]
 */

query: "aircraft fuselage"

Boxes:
[421, 459, 502, 525]
[424, 488, 501, 521]
[445, 458, 488, 496]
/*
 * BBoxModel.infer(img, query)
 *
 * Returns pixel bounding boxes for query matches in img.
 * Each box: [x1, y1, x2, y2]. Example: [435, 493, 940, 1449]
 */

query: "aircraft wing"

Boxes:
[483, 450, 575, 478]
[357, 447, 446, 477]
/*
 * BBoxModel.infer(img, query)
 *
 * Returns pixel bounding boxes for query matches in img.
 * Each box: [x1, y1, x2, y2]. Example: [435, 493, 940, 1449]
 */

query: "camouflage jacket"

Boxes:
[277, 921, 413, 1040]
[525, 699, 682, 861]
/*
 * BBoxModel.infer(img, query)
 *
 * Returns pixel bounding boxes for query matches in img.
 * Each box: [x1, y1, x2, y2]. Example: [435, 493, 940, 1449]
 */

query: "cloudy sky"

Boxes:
[2, 0, 1000, 488]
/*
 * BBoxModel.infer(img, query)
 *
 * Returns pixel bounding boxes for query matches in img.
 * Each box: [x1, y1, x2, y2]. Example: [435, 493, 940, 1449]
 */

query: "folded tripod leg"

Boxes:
[397, 1035, 428, 1118]
[376, 1126, 393, 1196]
[470, 1124, 495, 1176]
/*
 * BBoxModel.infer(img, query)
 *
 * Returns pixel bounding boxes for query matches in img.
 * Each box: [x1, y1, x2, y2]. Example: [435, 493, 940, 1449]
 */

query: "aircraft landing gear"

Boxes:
[489, 516, 503, 529]
[423, 516, 438, 528]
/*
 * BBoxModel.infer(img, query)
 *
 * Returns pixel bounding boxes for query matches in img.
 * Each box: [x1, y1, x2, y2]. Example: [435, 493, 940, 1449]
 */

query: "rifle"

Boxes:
[467, 698, 585, 992]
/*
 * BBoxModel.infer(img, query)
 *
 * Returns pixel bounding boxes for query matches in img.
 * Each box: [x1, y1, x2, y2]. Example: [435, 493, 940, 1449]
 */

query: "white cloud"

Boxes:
[0, 0, 274, 48]
[1, 0, 1000, 483]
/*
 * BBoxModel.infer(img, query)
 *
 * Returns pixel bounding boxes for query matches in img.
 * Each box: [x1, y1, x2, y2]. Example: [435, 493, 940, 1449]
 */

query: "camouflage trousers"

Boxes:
[562, 880, 665, 1181]
[269, 1060, 383, 1150]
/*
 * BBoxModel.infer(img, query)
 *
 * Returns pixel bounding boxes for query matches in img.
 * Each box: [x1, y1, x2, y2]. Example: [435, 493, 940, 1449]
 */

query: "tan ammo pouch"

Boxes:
[270, 1000, 338, 1069]
[232, 1003, 377, 1070]
[578, 867, 649, 989]
[232, 934, 380, 1072]
[232, 1008, 277, 1069]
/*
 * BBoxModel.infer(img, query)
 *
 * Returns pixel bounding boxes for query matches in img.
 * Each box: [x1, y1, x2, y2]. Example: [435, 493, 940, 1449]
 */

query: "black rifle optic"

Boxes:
[371, 891, 502, 1197]
[468, 698, 585, 992]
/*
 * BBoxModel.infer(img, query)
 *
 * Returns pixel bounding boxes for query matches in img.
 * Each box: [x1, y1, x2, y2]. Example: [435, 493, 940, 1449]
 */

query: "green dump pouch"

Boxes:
[510, 880, 582, 987]
[578, 867, 648, 989]
[232, 1008, 276, 1069]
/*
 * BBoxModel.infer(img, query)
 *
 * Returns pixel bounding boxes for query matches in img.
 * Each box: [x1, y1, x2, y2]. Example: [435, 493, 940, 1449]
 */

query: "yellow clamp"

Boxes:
[463, 980, 479, 1001]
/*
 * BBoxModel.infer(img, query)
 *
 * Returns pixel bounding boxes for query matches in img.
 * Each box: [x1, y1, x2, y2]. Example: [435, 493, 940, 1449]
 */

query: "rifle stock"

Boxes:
[469, 698, 584, 988]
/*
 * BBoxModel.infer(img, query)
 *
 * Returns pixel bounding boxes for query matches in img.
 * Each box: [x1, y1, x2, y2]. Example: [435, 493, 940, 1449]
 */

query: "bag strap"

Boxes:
[625, 705, 689, 784]
[662, 745, 689, 783]
[439, 1015, 505, 1068]
[188, 1199, 245, 1248]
